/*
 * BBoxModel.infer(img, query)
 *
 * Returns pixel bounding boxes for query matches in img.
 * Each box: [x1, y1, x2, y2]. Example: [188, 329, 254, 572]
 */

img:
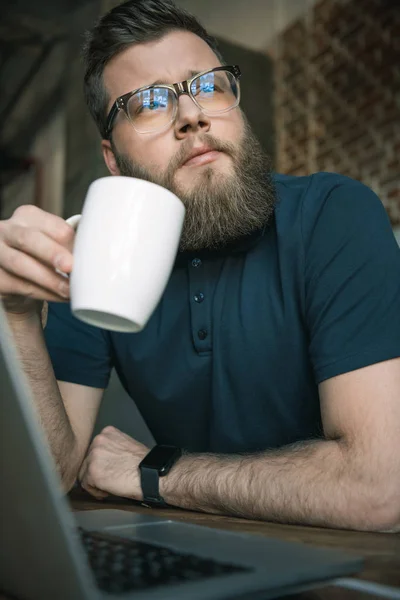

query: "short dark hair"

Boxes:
[82, 0, 223, 139]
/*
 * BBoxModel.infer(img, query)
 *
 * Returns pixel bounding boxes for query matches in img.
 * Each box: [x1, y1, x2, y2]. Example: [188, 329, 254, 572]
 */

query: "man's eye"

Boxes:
[192, 78, 213, 95]
[136, 101, 159, 114]
[193, 84, 224, 96]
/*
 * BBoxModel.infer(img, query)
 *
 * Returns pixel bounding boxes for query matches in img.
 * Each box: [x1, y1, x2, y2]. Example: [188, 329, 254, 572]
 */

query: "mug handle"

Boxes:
[56, 214, 82, 278]
[66, 214, 81, 230]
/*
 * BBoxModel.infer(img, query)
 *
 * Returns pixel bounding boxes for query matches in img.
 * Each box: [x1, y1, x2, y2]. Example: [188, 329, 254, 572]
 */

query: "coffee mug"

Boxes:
[64, 176, 185, 333]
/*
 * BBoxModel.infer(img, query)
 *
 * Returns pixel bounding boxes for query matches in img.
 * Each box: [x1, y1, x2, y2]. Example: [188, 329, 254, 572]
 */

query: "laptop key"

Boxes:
[78, 527, 251, 594]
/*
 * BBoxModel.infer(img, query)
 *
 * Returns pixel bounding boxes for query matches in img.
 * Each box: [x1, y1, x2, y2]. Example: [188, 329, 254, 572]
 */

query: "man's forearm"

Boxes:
[160, 439, 395, 531]
[8, 310, 78, 489]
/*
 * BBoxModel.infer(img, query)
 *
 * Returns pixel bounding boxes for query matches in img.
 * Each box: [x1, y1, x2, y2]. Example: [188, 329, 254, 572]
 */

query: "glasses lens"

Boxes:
[190, 70, 239, 113]
[127, 87, 175, 132]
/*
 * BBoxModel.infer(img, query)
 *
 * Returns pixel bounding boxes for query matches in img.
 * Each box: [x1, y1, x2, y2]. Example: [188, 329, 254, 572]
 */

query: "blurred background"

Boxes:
[1, 0, 399, 441]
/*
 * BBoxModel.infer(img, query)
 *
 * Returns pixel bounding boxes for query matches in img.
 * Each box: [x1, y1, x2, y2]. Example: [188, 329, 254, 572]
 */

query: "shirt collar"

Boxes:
[174, 222, 268, 267]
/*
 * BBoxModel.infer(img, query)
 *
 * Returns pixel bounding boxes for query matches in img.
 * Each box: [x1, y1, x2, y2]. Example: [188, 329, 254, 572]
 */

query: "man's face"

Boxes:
[102, 30, 275, 251]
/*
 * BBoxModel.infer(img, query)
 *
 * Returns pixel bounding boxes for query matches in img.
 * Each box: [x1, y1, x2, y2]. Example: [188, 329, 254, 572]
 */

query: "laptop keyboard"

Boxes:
[79, 527, 251, 595]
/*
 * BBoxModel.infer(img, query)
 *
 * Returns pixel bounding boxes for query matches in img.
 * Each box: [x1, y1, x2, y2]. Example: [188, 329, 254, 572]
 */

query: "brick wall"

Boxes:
[274, 0, 400, 225]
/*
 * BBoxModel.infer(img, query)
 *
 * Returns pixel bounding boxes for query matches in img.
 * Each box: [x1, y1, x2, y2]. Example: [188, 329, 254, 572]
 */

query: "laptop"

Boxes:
[0, 300, 363, 600]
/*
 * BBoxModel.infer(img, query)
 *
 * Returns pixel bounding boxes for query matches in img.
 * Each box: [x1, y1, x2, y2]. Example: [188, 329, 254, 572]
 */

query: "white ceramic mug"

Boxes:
[65, 176, 185, 333]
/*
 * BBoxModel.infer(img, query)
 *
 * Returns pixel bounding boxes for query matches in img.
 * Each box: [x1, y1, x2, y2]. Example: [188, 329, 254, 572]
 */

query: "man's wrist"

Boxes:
[158, 452, 192, 507]
[5, 301, 43, 327]
[138, 445, 184, 506]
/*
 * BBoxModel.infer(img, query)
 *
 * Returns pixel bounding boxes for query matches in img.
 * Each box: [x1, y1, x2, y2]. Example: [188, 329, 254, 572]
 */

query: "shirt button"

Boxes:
[191, 258, 202, 268]
[194, 292, 205, 303]
[197, 329, 208, 340]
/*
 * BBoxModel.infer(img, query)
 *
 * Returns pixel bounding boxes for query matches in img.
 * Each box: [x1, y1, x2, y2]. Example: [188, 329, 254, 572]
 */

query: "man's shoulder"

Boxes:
[272, 171, 380, 229]
[273, 171, 369, 203]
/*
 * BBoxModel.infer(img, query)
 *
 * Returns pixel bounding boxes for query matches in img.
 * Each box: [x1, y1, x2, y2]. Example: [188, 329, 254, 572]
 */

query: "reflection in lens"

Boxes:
[126, 70, 239, 133]
[191, 72, 215, 96]
[128, 87, 175, 133]
[193, 70, 238, 112]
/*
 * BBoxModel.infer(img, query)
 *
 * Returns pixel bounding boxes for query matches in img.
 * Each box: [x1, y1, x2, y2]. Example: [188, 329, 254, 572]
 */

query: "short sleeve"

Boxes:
[303, 174, 400, 383]
[44, 302, 113, 388]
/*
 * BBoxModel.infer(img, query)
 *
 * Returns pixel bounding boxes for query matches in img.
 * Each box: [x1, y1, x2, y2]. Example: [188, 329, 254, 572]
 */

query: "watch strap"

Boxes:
[140, 464, 167, 506]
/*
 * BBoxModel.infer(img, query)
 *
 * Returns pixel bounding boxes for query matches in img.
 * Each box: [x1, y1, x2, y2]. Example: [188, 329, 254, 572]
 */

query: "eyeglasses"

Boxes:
[105, 65, 241, 138]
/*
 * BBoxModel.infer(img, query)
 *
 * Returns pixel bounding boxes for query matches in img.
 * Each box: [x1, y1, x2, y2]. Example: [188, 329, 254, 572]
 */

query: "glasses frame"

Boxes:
[104, 65, 241, 139]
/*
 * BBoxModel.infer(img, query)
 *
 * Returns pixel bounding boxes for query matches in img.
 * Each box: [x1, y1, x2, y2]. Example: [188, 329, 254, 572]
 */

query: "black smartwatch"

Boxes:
[139, 445, 182, 506]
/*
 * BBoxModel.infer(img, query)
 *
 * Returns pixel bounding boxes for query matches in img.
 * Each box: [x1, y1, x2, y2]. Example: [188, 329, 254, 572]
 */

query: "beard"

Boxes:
[111, 116, 276, 252]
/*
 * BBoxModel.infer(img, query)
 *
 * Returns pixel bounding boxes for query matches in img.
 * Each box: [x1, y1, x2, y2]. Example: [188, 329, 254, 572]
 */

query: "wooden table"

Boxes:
[2, 488, 400, 599]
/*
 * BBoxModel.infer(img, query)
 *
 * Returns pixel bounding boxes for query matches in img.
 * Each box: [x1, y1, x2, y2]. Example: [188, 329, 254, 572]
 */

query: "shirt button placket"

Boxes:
[188, 258, 211, 353]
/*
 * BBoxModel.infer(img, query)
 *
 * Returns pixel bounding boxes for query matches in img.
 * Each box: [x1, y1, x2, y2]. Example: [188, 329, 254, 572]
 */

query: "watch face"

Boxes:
[143, 445, 181, 474]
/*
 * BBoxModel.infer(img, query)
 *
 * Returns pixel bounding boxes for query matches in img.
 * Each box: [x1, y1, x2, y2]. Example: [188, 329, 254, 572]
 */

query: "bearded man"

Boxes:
[1, 0, 400, 532]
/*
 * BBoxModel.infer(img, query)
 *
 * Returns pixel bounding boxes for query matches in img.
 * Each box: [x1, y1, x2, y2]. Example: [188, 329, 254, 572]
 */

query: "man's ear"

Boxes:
[101, 140, 120, 175]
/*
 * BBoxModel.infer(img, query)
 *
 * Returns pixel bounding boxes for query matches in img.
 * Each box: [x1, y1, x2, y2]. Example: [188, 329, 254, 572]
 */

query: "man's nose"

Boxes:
[174, 94, 211, 138]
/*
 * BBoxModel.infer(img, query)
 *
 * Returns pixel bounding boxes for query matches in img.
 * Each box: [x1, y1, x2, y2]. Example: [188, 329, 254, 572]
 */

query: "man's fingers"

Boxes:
[10, 205, 76, 249]
[0, 207, 75, 308]
[0, 247, 70, 299]
[80, 477, 109, 499]
[0, 268, 68, 303]
[79, 461, 109, 500]
[2, 224, 73, 273]
[82, 481, 109, 500]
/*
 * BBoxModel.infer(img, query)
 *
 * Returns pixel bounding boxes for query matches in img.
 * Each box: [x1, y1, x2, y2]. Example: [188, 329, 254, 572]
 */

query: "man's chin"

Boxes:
[174, 157, 233, 193]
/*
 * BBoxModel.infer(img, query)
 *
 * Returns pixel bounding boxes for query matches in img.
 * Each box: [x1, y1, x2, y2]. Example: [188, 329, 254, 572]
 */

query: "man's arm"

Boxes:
[80, 357, 400, 531]
[158, 357, 400, 531]
[9, 311, 103, 491]
[0, 205, 106, 491]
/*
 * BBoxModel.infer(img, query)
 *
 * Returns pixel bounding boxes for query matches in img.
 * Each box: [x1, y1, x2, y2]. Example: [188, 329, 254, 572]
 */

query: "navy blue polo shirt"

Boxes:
[44, 172, 400, 453]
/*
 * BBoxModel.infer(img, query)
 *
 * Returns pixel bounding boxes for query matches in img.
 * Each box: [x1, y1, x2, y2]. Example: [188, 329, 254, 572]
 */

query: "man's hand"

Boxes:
[0, 204, 76, 320]
[78, 426, 149, 501]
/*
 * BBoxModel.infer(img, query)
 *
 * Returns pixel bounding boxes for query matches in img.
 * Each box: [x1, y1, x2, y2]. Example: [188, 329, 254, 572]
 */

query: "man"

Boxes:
[1, 0, 400, 532]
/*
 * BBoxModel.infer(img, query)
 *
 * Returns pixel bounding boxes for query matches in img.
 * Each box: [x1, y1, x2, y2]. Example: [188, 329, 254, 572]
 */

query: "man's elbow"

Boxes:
[360, 483, 400, 532]
[369, 502, 400, 533]
[58, 443, 84, 494]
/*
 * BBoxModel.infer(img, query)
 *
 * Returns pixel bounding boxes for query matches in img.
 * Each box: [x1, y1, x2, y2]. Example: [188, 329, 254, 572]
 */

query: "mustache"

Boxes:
[167, 134, 237, 174]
